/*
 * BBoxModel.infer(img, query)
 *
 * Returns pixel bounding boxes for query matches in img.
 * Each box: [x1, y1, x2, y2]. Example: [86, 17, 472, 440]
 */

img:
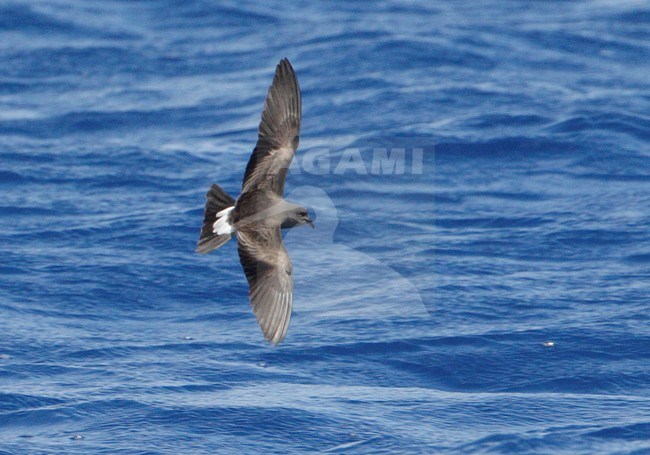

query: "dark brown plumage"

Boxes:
[196, 58, 311, 345]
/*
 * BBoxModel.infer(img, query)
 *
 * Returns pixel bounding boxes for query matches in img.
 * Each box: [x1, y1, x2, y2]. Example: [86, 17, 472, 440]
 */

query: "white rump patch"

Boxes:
[213, 206, 235, 236]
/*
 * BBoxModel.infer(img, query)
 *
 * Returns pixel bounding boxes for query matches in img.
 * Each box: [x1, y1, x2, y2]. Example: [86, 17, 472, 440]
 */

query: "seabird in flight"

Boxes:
[196, 58, 313, 345]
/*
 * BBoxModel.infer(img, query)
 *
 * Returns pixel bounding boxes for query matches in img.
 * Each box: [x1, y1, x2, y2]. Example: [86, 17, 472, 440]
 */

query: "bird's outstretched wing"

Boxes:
[237, 226, 293, 345]
[242, 58, 301, 197]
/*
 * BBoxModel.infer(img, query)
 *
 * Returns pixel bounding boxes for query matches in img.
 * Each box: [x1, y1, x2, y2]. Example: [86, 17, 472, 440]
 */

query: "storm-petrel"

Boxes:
[196, 58, 312, 345]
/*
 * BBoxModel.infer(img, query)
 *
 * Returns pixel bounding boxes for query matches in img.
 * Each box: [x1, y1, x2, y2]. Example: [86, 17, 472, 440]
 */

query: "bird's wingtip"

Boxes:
[278, 57, 294, 70]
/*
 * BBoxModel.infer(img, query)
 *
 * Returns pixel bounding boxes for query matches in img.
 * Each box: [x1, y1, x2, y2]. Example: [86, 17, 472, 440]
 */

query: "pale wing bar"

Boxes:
[237, 227, 293, 345]
[242, 58, 302, 196]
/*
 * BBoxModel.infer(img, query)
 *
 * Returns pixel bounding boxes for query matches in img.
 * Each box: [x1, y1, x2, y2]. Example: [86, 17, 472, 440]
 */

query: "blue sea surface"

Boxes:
[1, 1, 649, 453]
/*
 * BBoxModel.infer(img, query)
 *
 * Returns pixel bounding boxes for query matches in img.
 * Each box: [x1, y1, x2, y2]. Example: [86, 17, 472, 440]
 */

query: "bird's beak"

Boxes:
[306, 218, 315, 229]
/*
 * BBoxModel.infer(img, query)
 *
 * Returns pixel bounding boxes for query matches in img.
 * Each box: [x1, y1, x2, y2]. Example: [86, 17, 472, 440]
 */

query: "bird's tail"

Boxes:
[196, 184, 236, 254]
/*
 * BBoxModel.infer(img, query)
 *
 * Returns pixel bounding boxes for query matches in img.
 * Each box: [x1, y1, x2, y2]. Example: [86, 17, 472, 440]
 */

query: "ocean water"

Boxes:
[1, 0, 649, 453]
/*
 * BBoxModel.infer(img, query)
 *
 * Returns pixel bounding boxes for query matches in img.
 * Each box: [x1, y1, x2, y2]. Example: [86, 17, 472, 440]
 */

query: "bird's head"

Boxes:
[281, 204, 314, 229]
[294, 206, 314, 228]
